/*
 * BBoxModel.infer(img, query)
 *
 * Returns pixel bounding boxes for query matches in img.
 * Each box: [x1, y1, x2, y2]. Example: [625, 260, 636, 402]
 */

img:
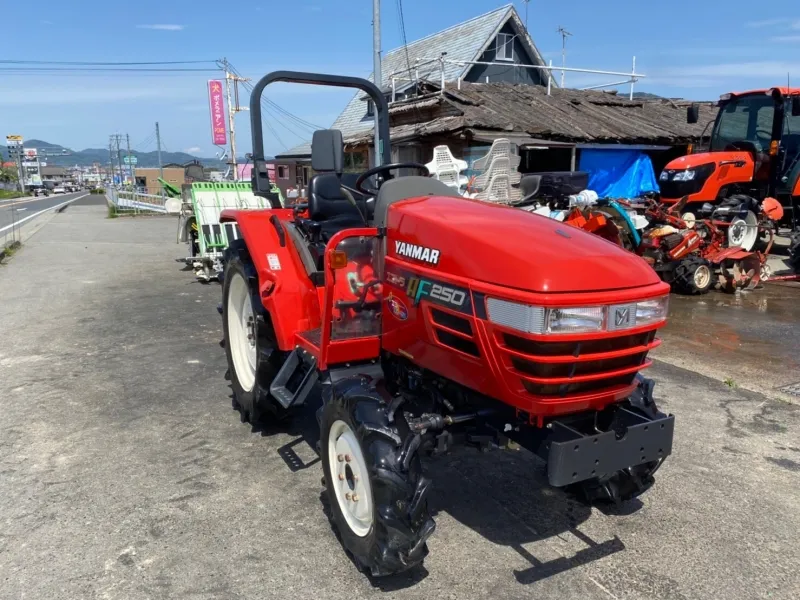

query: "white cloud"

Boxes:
[772, 35, 800, 43]
[136, 24, 185, 31]
[185, 147, 202, 153]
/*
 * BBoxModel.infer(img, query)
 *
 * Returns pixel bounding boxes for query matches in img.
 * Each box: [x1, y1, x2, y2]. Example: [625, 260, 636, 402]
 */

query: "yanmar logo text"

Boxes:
[394, 240, 440, 265]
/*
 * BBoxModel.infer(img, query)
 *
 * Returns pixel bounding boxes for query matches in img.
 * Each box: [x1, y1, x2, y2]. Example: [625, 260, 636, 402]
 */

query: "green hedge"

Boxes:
[90, 188, 106, 194]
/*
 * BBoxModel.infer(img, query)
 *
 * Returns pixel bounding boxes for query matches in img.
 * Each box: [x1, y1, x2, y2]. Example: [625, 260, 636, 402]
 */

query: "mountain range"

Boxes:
[1, 139, 239, 169]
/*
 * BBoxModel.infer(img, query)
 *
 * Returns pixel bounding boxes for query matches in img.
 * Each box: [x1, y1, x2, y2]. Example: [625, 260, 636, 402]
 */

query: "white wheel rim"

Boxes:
[728, 211, 758, 251]
[694, 264, 711, 289]
[227, 272, 257, 392]
[681, 212, 696, 229]
[328, 420, 374, 537]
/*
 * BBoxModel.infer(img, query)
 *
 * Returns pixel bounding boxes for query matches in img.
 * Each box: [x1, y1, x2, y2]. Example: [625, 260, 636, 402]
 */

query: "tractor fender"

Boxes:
[221, 208, 322, 351]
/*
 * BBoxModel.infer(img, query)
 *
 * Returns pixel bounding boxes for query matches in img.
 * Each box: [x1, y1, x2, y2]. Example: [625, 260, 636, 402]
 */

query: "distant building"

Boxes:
[134, 167, 185, 194]
[41, 166, 67, 183]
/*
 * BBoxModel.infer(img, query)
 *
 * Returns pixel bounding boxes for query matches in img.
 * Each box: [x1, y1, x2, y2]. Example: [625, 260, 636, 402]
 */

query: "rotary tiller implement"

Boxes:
[218, 71, 675, 577]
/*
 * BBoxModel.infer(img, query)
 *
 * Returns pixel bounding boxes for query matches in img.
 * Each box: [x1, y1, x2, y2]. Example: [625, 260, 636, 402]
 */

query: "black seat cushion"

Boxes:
[308, 173, 362, 222]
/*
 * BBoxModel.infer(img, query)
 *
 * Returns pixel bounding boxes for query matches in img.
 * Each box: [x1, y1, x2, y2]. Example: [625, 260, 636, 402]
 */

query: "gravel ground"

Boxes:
[1, 205, 798, 600]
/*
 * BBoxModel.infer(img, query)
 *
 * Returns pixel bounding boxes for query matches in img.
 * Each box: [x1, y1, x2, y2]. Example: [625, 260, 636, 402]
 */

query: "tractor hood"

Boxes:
[386, 195, 660, 294]
[664, 150, 753, 171]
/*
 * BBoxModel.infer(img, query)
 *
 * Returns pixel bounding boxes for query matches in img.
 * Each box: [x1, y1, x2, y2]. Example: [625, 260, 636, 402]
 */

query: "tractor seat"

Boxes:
[307, 172, 366, 240]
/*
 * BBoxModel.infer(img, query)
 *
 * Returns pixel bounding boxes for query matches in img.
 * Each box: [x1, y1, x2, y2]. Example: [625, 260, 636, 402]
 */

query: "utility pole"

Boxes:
[15, 146, 25, 193]
[113, 134, 124, 187]
[222, 59, 238, 180]
[156, 122, 164, 197]
[557, 26, 572, 88]
[221, 59, 249, 181]
[126, 133, 133, 188]
[109, 140, 115, 184]
[372, 0, 382, 167]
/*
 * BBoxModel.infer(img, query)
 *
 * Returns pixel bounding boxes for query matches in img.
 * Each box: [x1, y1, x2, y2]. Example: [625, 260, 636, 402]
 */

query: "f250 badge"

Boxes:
[395, 240, 440, 265]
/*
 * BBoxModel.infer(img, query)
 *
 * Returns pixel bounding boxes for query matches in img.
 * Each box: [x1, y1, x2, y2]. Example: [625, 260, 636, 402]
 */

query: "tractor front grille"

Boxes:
[430, 307, 480, 358]
[497, 329, 659, 398]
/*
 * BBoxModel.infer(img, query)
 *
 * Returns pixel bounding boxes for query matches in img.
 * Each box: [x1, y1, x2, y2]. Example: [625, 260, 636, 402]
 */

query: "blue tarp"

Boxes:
[578, 149, 659, 198]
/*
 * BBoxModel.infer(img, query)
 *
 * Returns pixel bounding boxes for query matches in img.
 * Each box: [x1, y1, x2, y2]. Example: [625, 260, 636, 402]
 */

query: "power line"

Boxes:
[0, 67, 218, 72]
[395, 0, 414, 89]
[132, 132, 157, 151]
[227, 62, 324, 132]
[0, 59, 219, 66]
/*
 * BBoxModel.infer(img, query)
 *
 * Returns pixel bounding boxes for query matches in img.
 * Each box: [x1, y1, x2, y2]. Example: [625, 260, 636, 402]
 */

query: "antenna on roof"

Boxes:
[557, 25, 572, 88]
[522, 0, 530, 31]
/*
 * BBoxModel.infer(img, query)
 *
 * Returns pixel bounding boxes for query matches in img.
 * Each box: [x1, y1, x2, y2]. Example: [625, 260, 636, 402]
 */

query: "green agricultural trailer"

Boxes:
[177, 181, 284, 281]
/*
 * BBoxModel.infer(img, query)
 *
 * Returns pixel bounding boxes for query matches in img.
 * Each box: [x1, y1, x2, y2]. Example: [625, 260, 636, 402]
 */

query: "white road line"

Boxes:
[0, 193, 88, 235]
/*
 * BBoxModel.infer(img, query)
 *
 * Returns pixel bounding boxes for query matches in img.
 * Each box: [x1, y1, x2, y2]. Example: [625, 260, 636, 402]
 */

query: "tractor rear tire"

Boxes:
[320, 378, 435, 577]
[673, 256, 713, 295]
[222, 240, 285, 424]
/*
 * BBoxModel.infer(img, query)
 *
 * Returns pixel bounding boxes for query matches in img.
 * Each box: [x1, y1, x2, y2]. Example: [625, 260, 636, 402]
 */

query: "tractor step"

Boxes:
[270, 348, 318, 409]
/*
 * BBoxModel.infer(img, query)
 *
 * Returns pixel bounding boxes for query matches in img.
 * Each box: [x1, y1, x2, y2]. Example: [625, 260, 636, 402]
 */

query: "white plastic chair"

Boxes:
[472, 139, 520, 171]
[470, 156, 521, 203]
[426, 145, 469, 192]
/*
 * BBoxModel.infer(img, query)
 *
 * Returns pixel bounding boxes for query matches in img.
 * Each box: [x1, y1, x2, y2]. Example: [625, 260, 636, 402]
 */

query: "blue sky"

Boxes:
[2, 0, 799, 158]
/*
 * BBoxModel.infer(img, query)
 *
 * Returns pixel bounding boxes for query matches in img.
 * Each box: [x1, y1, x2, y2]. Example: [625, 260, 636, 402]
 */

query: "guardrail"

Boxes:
[108, 188, 178, 214]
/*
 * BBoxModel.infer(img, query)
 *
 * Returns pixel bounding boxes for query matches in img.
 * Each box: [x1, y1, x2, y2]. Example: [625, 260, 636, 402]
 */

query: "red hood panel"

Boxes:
[664, 151, 751, 170]
[387, 196, 661, 293]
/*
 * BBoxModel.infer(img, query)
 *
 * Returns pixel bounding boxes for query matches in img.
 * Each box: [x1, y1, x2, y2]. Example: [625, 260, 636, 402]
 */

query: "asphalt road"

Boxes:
[0, 191, 88, 238]
[0, 206, 798, 599]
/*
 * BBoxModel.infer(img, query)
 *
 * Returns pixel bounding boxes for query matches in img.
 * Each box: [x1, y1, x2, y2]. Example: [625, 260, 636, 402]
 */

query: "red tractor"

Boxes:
[219, 71, 675, 577]
[661, 87, 800, 239]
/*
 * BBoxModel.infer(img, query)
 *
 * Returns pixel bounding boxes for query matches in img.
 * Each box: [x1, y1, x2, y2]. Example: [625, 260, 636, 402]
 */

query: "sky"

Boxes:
[2, 0, 800, 159]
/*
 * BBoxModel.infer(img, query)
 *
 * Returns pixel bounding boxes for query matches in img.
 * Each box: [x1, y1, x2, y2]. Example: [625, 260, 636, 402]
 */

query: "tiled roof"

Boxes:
[277, 4, 544, 158]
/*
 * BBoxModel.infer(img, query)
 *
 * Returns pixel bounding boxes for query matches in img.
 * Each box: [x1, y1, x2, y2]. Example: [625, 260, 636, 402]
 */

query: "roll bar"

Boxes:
[249, 71, 392, 207]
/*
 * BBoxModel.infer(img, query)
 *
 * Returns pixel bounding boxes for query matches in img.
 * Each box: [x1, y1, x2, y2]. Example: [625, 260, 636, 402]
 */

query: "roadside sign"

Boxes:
[123, 155, 138, 165]
[6, 134, 23, 142]
[23, 148, 38, 159]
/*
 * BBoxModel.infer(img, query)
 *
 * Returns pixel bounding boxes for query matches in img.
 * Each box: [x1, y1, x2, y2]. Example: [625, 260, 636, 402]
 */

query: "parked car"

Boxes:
[33, 187, 50, 197]
[52, 185, 66, 194]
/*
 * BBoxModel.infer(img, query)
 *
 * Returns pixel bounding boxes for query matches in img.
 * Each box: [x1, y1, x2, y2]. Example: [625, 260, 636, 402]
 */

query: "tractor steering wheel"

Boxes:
[355, 162, 430, 196]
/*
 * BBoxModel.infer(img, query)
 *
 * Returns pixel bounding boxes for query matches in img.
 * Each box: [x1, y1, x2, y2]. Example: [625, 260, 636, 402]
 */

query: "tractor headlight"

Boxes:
[485, 296, 669, 335]
[486, 300, 604, 335]
[546, 306, 605, 334]
[672, 169, 696, 181]
[635, 296, 669, 325]
[659, 171, 669, 181]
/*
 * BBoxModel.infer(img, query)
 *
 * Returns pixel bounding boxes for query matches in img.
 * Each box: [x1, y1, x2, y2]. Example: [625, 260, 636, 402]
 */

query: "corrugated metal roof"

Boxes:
[277, 3, 539, 158]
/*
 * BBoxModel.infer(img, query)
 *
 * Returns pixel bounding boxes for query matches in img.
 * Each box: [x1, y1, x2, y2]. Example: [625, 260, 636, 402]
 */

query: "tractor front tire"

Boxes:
[673, 256, 713, 295]
[568, 376, 666, 505]
[222, 240, 284, 424]
[320, 379, 435, 577]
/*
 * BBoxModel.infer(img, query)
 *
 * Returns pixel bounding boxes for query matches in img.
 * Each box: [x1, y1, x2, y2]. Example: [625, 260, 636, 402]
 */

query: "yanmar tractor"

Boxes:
[661, 87, 800, 236]
[219, 71, 675, 577]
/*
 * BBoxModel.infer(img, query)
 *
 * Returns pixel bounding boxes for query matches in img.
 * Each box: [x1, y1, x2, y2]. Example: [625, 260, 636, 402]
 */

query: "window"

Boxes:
[277, 165, 289, 179]
[296, 166, 310, 187]
[496, 33, 514, 61]
[344, 151, 367, 173]
[366, 100, 374, 117]
[711, 94, 776, 152]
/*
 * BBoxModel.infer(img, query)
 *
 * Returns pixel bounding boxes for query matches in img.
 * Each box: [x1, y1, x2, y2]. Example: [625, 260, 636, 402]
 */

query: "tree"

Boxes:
[0, 165, 19, 184]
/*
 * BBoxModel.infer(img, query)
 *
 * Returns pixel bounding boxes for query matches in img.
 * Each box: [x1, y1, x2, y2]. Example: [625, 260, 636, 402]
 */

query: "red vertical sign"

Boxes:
[208, 80, 227, 146]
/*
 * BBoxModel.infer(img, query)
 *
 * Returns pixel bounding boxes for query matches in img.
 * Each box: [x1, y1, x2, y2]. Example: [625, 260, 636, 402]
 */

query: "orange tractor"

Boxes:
[660, 87, 800, 246]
